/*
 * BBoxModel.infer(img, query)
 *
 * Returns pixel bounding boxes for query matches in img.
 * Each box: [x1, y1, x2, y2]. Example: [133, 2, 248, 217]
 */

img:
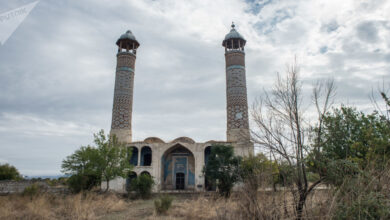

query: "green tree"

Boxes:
[62, 130, 132, 192]
[240, 153, 279, 191]
[94, 130, 132, 192]
[204, 145, 241, 198]
[62, 146, 100, 177]
[0, 163, 22, 180]
[313, 106, 390, 168]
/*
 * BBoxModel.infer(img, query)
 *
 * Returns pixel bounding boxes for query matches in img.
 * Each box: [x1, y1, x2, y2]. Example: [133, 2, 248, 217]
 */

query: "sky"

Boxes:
[0, 0, 389, 176]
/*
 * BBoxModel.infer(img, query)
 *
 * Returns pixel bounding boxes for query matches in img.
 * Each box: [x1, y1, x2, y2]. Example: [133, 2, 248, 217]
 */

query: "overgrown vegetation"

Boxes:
[203, 145, 241, 198]
[22, 183, 41, 198]
[0, 163, 22, 180]
[129, 173, 155, 199]
[154, 194, 173, 215]
[0, 193, 127, 220]
[61, 130, 132, 192]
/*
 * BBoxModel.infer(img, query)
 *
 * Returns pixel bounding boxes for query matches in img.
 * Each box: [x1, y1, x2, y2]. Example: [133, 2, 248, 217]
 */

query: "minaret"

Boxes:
[222, 23, 250, 143]
[110, 30, 140, 143]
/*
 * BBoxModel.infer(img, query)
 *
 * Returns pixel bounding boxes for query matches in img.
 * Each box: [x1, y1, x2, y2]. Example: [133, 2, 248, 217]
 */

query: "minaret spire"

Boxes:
[110, 30, 140, 143]
[222, 23, 250, 144]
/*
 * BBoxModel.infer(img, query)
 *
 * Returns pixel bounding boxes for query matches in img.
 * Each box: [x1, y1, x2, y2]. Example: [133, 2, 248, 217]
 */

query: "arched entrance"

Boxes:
[126, 171, 137, 192]
[161, 144, 195, 190]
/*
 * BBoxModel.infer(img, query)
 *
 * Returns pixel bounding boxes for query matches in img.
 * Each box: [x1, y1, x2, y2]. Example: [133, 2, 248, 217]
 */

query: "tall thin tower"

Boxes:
[222, 23, 250, 144]
[110, 30, 140, 143]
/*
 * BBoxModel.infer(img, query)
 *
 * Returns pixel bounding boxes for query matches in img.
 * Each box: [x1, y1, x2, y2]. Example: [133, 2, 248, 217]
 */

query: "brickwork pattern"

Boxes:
[225, 51, 250, 142]
[111, 52, 136, 142]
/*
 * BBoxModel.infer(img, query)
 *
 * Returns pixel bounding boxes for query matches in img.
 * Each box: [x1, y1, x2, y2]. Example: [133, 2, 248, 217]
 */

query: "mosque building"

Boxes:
[105, 23, 253, 192]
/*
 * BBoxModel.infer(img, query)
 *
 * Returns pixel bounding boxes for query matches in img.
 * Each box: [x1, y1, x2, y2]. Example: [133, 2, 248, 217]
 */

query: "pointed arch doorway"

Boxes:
[161, 144, 195, 190]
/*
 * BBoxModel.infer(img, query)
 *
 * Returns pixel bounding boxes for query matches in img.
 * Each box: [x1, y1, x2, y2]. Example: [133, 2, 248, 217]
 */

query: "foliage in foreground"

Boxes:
[204, 145, 241, 198]
[22, 183, 41, 198]
[239, 153, 279, 191]
[61, 130, 132, 192]
[0, 163, 22, 181]
[129, 173, 154, 199]
[0, 192, 127, 220]
[67, 174, 100, 193]
[154, 195, 173, 215]
[312, 106, 390, 169]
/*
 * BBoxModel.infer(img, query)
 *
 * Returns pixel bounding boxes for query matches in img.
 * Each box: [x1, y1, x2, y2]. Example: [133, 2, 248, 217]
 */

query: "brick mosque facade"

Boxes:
[104, 24, 254, 192]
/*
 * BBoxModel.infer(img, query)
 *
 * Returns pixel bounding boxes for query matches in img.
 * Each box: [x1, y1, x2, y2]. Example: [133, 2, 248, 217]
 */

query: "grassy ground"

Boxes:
[0, 190, 330, 220]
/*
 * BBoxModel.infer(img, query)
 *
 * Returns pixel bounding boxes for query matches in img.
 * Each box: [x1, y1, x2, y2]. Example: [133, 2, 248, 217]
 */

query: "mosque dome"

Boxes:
[222, 22, 246, 48]
[116, 30, 140, 48]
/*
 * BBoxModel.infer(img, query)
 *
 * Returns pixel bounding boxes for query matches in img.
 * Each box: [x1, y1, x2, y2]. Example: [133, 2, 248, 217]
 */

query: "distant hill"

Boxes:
[24, 174, 69, 179]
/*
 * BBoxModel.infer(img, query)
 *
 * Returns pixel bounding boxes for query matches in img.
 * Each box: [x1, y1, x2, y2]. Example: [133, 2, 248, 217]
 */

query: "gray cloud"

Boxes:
[356, 21, 379, 43]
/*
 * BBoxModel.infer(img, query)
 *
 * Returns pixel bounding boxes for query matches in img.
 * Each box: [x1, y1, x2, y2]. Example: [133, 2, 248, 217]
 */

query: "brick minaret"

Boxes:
[222, 23, 250, 143]
[110, 30, 140, 143]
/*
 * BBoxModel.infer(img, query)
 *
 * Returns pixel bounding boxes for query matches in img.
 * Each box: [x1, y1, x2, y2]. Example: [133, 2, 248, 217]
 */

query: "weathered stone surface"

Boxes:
[111, 52, 136, 143]
[225, 51, 250, 143]
[0, 180, 68, 194]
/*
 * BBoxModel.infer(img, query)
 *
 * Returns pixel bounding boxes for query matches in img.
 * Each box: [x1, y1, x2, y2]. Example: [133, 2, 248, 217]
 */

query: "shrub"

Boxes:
[154, 195, 173, 215]
[130, 174, 154, 199]
[22, 183, 40, 198]
[0, 163, 22, 180]
[67, 174, 100, 193]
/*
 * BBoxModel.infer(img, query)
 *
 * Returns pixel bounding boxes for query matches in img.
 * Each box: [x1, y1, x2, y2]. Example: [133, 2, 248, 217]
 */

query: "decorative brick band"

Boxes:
[226, 65, 245, 70]
[117, 67, 134, 72]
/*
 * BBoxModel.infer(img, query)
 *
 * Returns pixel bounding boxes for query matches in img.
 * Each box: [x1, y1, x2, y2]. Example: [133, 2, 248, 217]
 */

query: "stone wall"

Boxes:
[0, 180, 68, 195]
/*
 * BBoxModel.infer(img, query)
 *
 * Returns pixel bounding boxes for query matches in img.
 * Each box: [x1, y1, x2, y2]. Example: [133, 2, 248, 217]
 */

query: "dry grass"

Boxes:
[164, 190, 332, 220]
[0, 192, 127, 220]
[0, 189, 337, 220]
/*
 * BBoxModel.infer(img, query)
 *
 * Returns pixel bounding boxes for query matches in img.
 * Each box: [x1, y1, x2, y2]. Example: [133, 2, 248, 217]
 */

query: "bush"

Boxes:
[335, 192, 390, 219]
[154, 195, 173, 215]
[129, 174, 154, 199]
[0, 163, 22, 180]
[67, 174, 100, 193]
[204, 145, 241, 198]
[22, 183, 40, 198]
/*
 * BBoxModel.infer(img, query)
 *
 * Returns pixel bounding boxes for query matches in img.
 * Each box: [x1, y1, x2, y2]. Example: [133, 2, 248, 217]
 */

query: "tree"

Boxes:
[94, 130, 132, 192]
[251, 61, 335, 219]
[62, 146, 100, 176]
[308, 106, 390, 179]
[0, 163, 22, 180]
[204, 145, 241, 198]
[62, 130, 132, 192]
[240, 153, 279, 191]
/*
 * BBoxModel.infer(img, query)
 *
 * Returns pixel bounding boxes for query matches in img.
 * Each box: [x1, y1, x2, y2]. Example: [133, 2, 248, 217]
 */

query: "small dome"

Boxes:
[222, 22, 246, 47]
[144, 137, 165, 144]
[116, 30, 140, 48]
[171, 137, 195, 144]
[224, 28, 245, 41]
[119, 30, 137, 41]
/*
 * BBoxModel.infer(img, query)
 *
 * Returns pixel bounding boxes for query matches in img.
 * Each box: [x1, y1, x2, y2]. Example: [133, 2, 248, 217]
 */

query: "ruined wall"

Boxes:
[0, 180, 68, 194]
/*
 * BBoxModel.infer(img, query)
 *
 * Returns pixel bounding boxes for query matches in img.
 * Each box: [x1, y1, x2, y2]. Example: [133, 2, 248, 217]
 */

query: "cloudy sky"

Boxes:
[0, 0, 389, 176]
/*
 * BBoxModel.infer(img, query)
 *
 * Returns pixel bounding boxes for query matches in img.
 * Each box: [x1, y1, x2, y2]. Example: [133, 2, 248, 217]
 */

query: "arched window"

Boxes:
[140, 171, 151, 177]
[125, 172, 137, 192]
[129, 147, 138, 166]
[141, 146, 152, 166]
[204, 146, 212, 164]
